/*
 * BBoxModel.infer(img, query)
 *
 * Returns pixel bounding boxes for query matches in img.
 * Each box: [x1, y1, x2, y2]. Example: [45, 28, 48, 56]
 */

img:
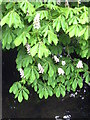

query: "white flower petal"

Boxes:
[58, 68, 65, 75]
[62, 61, 66, 66]
[76, 60, 83, 68]
[19, 68, 25, 78]
[38, 63, 44, 74]
[53, 55, 59, 63]
[33, 13, 40, 29]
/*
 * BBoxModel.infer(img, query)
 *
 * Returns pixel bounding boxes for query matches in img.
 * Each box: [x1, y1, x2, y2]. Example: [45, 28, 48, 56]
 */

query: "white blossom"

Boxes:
[38, 63, 44, 74]
[57, 0, 61, 5]
[58, 68, 65, 75]
[19, 68, 25, 78]
[76, 60, 83, 68]
[33, 13, 40, 29]
[62, 61, 66, 66]
[26, 9, 29, 16]
[78, 0, 81, 4]
[65, 0, 69, 7]
[53, 55, 59, 63]
[25, 43, 30, 55]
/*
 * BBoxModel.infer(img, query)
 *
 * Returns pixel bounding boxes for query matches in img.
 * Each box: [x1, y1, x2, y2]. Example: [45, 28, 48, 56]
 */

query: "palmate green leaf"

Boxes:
[15, 92, 19, 99]
[34, 85, 38, 92]
[44, 88, 48, 99]
[9, 83, 18, 94]
[16, 48, 33, 70]
[72, 79, 77, 91]
[70, 65, 74, 72]
[42, 26, 48, 38]
[23, 56, 33, 68]
[30, 42, 51, 58]
[78, 27, 86, 37]
[66, 67, 70, 75]
[23, 90, 29, 100]
[56, 87, 60, 98]
[1, 12, 10, 26]
[19, 1, 35, 16]
[23, 87, 30, 94]
[30, 68, 36, 83]
[48, 77, 56, 88]
[61, 16, 67, 31]
[14, 32, 30, 46]
[24, 67, 31, 79]
[65, 81, 70, 92]
[38, 43, 51, 58]
[48, 65, 54, 77]
[18, 91, 23, 103]
[60, 87, 65, 97]
[6, 2, 14, 9]
[17, 82, 22, 89]
[80, 49, 88, 58]
[47, 86, 53, 96]
[39, 90, 43, 99]
[28, 66, 39, 84]
[53, 17, 61, 32]
[20, 79, 26, 85]
[13, 85, 30, 102]
[53, 18, 58, 29]
[9, 84, 15, 94]
[39, 10, 48, 20]
[84, 27, 89, 40]
[43, 63, 48, 73]
[38, 83, 44, 99]
[10, 84, 29, 102]
[75, 26, 80, 37]
[1, 11, 22, 28]
[80, 12, 88, 24]
[66, 25, 74, 33]
[85, 74, 90, 84]
[48, 30, 58, 45]
[2, 28, 12, 49]
[73, 18, 78, 24]
[78, 77, 83, 88]
[56, 21, 61, 32]
[14, 35, 22, 46]
[69, 26, 76, 38]
[34, 68, 39, 79]
[30, 43, 38, 57]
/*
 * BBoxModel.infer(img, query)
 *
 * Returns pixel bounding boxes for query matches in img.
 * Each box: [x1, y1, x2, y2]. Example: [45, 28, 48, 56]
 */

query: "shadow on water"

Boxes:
[2, 49, 90, 119]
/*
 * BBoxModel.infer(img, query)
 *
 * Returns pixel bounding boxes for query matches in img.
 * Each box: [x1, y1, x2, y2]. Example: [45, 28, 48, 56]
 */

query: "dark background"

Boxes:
[2, 49, 90, 119]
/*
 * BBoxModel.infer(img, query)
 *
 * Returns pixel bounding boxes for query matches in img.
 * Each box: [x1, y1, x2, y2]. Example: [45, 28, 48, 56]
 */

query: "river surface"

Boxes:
[2, 50, 90, 119]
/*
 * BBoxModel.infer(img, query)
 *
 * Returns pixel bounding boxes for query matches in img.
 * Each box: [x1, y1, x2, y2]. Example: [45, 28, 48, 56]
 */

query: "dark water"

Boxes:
[2, 49, 90, 119]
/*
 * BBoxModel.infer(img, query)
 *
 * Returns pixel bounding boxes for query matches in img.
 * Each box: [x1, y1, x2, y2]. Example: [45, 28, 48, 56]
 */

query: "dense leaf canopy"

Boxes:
[1, 1, 90, 102]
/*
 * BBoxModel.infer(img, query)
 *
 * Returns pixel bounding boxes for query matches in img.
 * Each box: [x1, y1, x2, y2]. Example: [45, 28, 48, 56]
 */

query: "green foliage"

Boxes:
[1, 1, 90, 102]
[9, 81, 29, 102]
